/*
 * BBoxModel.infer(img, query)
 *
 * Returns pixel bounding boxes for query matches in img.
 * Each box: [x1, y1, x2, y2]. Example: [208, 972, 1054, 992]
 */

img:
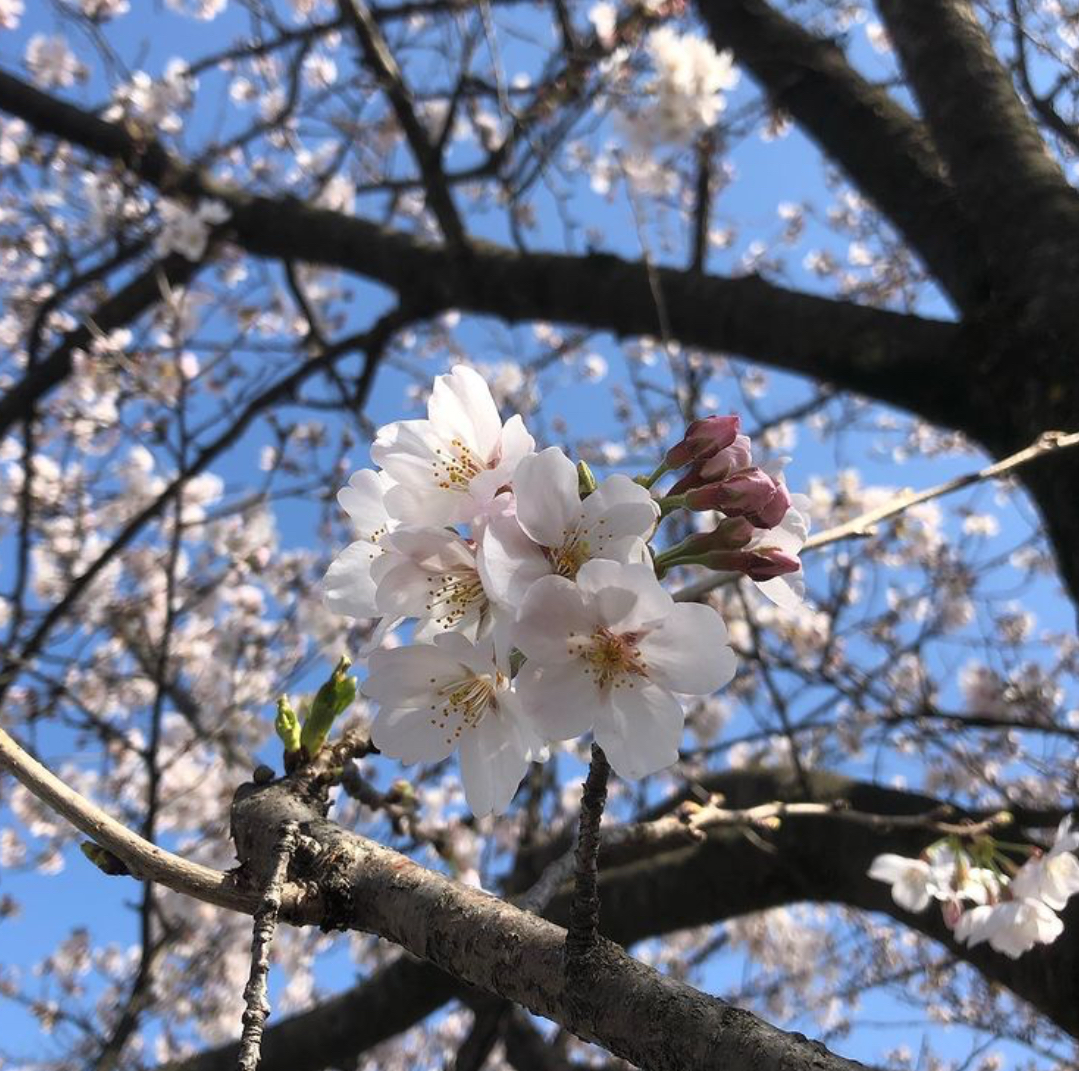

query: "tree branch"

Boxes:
[230, 778, 872, 1071]
[874, 0, 1079, 297]
[695, 0, 985, 309]
[0, 725, 257, 911]
[0, 67, 969, 442]
[336, 0, 467, 247]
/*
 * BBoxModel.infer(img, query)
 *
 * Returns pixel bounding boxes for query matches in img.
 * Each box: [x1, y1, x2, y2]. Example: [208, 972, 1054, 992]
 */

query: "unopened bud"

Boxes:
[701, 547, 801, 580]
[664, 415, 741, 470]
[679, 516, 755, 555]
[668, 434, 753, 495]
[746, 479, 791, 529]
[684, 467, 779, 517]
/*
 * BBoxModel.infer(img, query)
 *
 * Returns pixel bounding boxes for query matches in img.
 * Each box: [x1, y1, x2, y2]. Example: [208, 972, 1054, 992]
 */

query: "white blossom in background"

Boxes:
[0, 0, 23, 30]
[363, 633, 544, 816]
[868, 818, 1079, 958]
[867, 853, 938, 913]
[109, 59, 196, 134]
[79, 0, 130, 17]
[165, 0, 227, 18]
[514, 560, 736, 779]
[637, 27, 739, 146]
[1010, 817, 1079, 910]
[153, 199, 230, 261]
[372, 365, 535, 525]
[25, 35, 85, 89]
[589, 1, 617, 47]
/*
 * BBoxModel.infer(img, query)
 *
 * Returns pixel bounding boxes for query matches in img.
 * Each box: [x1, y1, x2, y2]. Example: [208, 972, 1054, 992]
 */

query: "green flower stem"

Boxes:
[637, 461, 670, 489]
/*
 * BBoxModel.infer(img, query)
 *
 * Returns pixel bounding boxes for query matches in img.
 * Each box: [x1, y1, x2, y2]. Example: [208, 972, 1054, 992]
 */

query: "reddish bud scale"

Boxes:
[663, 415, 741, 470]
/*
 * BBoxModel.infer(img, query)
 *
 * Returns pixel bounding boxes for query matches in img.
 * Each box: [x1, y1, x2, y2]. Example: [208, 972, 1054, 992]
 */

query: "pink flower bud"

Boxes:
[684, 467, 779, 518]
[696, 434, 752, 482]
[700, 547, 801, 580]
[680, 517, 755, 556]
[745, 479, 791, 529]
[664, 415, 741, 470]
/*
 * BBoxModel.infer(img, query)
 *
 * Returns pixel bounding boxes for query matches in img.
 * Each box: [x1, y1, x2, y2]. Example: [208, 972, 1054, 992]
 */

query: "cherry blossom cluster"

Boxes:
[323, 365, 807, 815]
[868, 818, 1079, 958]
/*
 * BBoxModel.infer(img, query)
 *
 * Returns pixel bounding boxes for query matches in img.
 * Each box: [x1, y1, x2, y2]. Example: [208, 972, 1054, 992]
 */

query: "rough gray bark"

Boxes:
[160, 770, 1075, 1071]
[228, 775, 872, 1071]
[696, 0, 986, 310]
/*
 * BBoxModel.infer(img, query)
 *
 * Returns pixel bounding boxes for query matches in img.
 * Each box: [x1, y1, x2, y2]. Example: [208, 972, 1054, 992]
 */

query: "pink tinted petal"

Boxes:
[323, 540, 381, 618]
[494, 414, 536, 476]
[513, 448, 581, 548]
[371, 705, 461, 765]
[458, 709, 533, 816]
[336, 469, 393, 536]
[362, 645, 461, 704]
[478, 515, 551, 607]
[640, 602, 735, 696]
[594, 681, 684, 779]
[428, 365, 502, 460]
[516, 663, 597, 740]
[575, 560, 669, 629]
[756, 570, 806, 610]
[516, 575, 594, 665]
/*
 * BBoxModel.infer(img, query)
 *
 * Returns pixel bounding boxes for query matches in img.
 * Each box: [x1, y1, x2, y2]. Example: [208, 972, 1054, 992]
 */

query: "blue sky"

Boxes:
[0, 3, 1075, 1068]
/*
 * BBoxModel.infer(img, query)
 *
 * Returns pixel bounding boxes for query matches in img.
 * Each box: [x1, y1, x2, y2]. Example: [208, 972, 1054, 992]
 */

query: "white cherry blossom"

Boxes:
[154, 198, 230, 261]
[479, 447, 659, 608]
[372, 365, 534, 526]
[371, 526, 493, 639]
[363, 633, 542, 816]
[322, 469, 397, 620]
[515, 559, 735, 779]
[977, 898, 1064, 959]
[867, 854, 935, 913]
[752, 494, 811, 610]
[1009, 816, 1079, 911]
[26, 35, 84, 89]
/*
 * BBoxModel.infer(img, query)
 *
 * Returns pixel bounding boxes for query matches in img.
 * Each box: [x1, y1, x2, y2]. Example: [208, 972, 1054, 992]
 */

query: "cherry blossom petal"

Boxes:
[575, 560, 667, 630]
[513, 447, 581, 548]
[362, 645, 463, 705]
[639, 602, 735, 696]
[458, 696, 536, 816]
[515, 663, 598, 741]
[371, 705, 463, 765]
[478, 513, 550, 608]
[322, 540, 382, 619]
[337, 468, 395, 538]
[867, 854, 932, 913]
[594, 681, 684, 779]
[515, 575, 595, 665]
[427, 365, 502, 460]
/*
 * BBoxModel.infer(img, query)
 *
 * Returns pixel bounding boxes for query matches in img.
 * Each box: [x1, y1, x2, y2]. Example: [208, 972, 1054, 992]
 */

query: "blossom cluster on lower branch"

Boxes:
[869, 818, 1079, 958]
[322, 364, 808, 815]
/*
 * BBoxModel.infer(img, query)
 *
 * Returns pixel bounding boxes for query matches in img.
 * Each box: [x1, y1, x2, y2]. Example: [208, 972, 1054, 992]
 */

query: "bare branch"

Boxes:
[695, 0, 985, 308]
[237, 822, 300, 1071]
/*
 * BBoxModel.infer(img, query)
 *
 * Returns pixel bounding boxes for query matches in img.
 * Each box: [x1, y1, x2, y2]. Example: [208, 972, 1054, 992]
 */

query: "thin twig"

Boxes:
[564, 743, 610, 963]
[237, 821, 300, 1071]
[0, 724, 258, 911]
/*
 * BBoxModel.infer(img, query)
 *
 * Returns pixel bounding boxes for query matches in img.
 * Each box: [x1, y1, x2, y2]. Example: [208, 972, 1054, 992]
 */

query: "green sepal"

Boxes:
[275, 695, 302, 754]
[300, 655, 357, 756]
[577, 460, 597, 498]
